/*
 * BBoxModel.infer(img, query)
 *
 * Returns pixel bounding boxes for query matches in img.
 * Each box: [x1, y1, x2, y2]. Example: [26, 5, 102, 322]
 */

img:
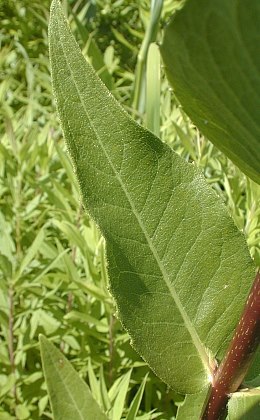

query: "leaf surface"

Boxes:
[227, 389, 260, 419]
[39, 335, 108, 420]
[161, 0, 260, 184]
[176, 390, 208, 420]
[49, 0, 256, 394]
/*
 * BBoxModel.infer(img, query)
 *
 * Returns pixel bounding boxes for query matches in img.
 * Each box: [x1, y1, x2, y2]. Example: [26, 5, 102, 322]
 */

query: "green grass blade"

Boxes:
[146, 43, 160, 136]
[99, 365, 111, 413]
[88, 359, 101, 406]
[125, 373, 148, 420]
[16, 227, 45, 278]
[111, 370, 132, 420]
[132, 0, 163, 112]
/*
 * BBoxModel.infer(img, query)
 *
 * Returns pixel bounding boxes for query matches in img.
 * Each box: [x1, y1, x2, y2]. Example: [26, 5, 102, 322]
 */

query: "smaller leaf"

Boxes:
[64, 311, 106, 328]
[88, 359, 101, 406]
[99, 365, 111, 413]
[146, 43, 160, 136]
[15, 404, 30, 420]
[126, 373, 148, 420]
[176, 389, 209, 420]
[227, 389, 260, 419]
[39, 335, 108, 420]
[16, 227, 45, 279]
[111, 370, 132, 420]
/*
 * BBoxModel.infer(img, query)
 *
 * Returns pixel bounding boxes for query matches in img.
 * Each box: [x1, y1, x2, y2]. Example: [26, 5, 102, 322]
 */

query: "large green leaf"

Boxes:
[39, 335, 108, 420]
[161, 0, 260, 184]
[49, 0, 256, 394]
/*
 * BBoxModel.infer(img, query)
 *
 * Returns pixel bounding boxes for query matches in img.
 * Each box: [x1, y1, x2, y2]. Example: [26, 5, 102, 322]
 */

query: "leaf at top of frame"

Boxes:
[161, 0, 260, 184]
[49, 0, 256, 394]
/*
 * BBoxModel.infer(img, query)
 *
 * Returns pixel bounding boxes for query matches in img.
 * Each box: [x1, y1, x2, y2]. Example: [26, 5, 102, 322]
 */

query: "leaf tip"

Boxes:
[39, 334, 48, 351]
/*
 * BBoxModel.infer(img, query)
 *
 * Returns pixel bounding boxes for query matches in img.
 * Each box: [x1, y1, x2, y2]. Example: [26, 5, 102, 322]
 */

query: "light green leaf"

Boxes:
[49, 0, 256, 394]
[64, 310, 106, 328]
[16, 227, 45, 279]
[15, 404, 30, 420]
[176, 389, 208, 420]
[161, 0, 260, 184]
[146, 43, 161, 137]
[0, 374, 16, 398]
[125, 373, 148, 420]
[0, 213, 15, 263]
[227, 389, 260, 419]
[39, 335, 108, 420]
[110, 370, 132, 420]
[99, 365, 111, 413]
[88, 359, 101, 406]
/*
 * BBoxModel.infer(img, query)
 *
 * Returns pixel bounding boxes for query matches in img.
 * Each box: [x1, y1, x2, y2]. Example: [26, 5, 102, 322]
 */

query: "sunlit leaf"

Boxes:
[49, 0, 256, 394]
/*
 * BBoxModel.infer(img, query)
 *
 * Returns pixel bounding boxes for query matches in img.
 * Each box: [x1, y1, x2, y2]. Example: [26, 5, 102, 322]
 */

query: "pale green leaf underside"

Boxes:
[49, 0, 255, 394]
[227, 389, 260, 419]
[161, 0, 260, 184]
[176, 390, 209, 420]
[177, 389, 260, 419]
[39, 335, 108, 420]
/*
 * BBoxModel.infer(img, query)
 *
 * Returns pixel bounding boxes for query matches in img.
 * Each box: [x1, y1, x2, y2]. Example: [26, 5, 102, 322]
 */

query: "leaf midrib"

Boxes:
[53, 8, 211, 375]
[47, 347, 86, 420]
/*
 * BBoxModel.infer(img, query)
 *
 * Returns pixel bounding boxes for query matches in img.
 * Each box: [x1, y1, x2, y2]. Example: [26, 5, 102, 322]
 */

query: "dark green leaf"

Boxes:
[161, 0, 260, 184]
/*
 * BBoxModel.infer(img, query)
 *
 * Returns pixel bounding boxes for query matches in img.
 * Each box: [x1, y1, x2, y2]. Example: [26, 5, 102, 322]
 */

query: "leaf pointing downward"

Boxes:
[49, 0, 256, 394]
[161, 0, 260, 184]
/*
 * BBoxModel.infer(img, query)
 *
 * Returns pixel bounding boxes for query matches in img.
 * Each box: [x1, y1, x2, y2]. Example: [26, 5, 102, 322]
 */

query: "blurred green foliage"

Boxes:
[0, 0, 259, 419]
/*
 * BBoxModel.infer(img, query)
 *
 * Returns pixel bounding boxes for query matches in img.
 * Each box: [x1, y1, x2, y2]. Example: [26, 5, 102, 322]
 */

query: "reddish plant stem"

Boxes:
[202, 271, 260, 420]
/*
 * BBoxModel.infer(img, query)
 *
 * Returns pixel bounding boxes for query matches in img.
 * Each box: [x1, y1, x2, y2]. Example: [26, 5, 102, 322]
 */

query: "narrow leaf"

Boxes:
[161, 0, 260, 184]
[17, 227, 45, 277]
[49, 0, 256, 394]
[39, 335, 108, 420]
[88, 359, 101, 405]
[146, 43, 161, 137]
[111, 370, 132, 420]
[99, 365, 111, 413]
[125, 373, 148, 420]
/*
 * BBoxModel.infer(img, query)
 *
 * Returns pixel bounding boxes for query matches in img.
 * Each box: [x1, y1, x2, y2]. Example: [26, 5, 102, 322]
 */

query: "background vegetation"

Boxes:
[0, 0, 259, 418]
